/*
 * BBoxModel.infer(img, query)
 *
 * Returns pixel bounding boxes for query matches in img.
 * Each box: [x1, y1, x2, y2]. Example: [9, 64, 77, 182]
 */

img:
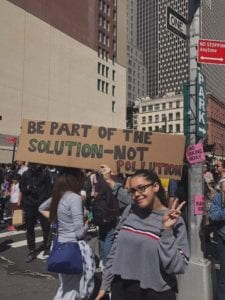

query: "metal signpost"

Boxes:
[198, 39, 225, 65]
[177, 4, 213, 300]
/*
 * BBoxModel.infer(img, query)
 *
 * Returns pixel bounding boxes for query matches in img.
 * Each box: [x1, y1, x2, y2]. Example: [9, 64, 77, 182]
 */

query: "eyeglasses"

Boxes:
[128, 183, 154, 195]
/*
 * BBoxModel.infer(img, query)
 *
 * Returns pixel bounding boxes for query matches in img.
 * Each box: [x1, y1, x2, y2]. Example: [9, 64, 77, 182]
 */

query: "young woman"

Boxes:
[95, 167, 189, 300]
[39, 168, 90, 300]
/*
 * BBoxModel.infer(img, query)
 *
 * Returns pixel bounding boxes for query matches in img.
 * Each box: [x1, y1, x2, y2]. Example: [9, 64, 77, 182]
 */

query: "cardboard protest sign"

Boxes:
[194, 194, 205, 215]
[16, 119, 185, 179]
[186, 143, 205, 164]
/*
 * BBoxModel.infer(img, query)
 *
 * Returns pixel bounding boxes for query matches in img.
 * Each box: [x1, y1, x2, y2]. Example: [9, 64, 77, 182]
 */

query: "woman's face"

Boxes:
[129, 175, 159, 209]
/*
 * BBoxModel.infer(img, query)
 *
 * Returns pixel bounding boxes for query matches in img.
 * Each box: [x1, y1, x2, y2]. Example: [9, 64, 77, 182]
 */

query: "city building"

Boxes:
[127, 0, 147, 106]
[134, 1, 225, 102]
[133, 93, 183, 134]
[0, 0, 127, 162]
[136, 0, 189, 98]
[207, 93, 225, 158]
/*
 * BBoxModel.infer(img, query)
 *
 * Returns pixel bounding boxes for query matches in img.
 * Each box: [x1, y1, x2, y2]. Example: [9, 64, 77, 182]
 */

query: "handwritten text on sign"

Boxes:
[186, 143, 205, 164]
[194, 195, 205, 215]
[16, 120, 185, 179]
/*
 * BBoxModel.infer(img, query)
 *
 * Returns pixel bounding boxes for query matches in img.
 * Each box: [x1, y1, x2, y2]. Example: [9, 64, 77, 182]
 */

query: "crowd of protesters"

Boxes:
[0, 158, 225, 299]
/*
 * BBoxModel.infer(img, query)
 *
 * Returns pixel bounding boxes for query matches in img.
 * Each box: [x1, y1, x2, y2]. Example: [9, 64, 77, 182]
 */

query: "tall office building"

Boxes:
[127, 0, 147, 106]
[136, 0, 225, 103]
[0, 0, 127, 162]
[137, 0, 189, 98]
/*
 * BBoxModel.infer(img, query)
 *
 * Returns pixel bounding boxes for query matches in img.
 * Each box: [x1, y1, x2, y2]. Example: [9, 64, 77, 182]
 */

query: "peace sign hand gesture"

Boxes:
[162, 199, 186, 229]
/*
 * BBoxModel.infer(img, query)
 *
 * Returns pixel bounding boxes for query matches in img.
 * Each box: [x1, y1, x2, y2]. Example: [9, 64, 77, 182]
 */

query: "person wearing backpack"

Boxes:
[92, 174, 120, 267]
[209, 177, 225, 300]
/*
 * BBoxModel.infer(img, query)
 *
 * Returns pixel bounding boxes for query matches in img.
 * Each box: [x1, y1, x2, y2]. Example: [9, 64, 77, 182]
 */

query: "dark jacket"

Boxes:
[20, 168, 52, 208]
[209, 191, 225, 239]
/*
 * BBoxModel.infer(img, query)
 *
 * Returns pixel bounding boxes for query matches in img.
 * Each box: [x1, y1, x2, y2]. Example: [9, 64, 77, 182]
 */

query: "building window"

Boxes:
[142, 127, 146, 131]
[148, 126, 152, 131]
[97, 79, 101, 91]
[101, 81, 105, 92]
[98, 62, 101, 74]
[148, 105, 153, 111]
[107, 5, 110, 16]
[169, 113, 173, 121]
[113, 10, 117, 21]
[161, 125, 166, 132]
[169, 125, 173, 133]
[112, 70, 115, 81]
[155, 115, 159, 123]
[176, 124, 180, 132]
[162, 103, 166, 109]
[176, 101, 180, 108]
[112, 100, 115, 112]
[106, 82, 109, 94]
[112, 85, 115, 96]
[176, 112, 180, 120]
[102, 64, 105, 76]
[142, 116, 146, 124]
[113, 41, 117, 51]
[169, 102, 173, 109]
[106, 66, 109, 78]
[113, 26, 116, 36]
[155, 126, 159, 132]
[142, 106, 146, 112]
[154, 104, 160, 110]
[162, 114, 166, 121]
[148, 116, 152, 123]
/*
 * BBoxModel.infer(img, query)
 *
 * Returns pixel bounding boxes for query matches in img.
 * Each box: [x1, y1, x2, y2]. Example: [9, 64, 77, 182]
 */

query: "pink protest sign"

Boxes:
[186, 143, 205, 164]
[194, 195, 205, 215]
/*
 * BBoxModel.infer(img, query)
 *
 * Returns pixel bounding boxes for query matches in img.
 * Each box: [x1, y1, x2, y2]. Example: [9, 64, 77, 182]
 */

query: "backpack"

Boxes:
[92, 188, 119, 226]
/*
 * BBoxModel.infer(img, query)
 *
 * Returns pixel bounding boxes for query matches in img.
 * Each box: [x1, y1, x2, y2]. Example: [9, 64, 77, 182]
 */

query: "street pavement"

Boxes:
[0, 223, 58, 299]
[0, 222, 101, 300]
[0, 221, 220, 300]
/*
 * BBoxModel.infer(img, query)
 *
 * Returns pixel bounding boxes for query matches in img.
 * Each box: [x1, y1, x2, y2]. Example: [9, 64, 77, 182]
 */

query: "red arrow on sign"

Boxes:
[197, 39, 225, 65]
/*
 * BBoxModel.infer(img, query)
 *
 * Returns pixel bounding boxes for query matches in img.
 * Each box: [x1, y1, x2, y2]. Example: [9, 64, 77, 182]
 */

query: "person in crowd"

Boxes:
[17, 161, 28, 176]
[92, 173, 120, 268]
[214, 160, 225, 190]
[203, 162, 214, 186]
[19, 163, 52, 262]
[209, 177, 225, 300]
[39, 168, 90, 300]
[7, 173, 21, 231]
[95, 167, 189, 300]
[0, 173, 12, 224]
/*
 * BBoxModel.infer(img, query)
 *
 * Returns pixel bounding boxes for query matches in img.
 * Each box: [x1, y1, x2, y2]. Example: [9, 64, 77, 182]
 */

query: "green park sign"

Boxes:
[196, 69, 207, 138]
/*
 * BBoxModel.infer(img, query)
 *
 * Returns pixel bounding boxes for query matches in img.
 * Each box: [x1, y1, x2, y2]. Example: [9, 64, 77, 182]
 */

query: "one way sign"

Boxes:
[167, 7, 187, 40]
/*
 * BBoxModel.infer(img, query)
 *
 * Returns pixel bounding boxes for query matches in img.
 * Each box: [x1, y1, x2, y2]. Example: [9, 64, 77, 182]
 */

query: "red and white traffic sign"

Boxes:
[197, 39, 225, 65]
[6, 136, 17, 144]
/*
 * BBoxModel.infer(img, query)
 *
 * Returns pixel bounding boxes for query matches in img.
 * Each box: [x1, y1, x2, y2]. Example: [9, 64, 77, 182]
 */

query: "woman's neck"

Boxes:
[152, 197, 167, 211]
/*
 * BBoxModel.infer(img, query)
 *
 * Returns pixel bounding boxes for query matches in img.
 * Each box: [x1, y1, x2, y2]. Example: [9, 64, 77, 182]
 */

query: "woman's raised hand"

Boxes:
[99, 165, 112, 181]
[162, 199, 186, 229]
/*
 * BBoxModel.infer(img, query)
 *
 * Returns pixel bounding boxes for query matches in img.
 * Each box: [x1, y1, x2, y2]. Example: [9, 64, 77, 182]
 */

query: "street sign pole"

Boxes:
[177, 6, 213, 300]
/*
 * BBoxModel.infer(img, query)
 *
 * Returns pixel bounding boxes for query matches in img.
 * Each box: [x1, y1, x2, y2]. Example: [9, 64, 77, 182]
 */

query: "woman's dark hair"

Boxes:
[49, 168, 85, 223]
[131, 169, 168, 207]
